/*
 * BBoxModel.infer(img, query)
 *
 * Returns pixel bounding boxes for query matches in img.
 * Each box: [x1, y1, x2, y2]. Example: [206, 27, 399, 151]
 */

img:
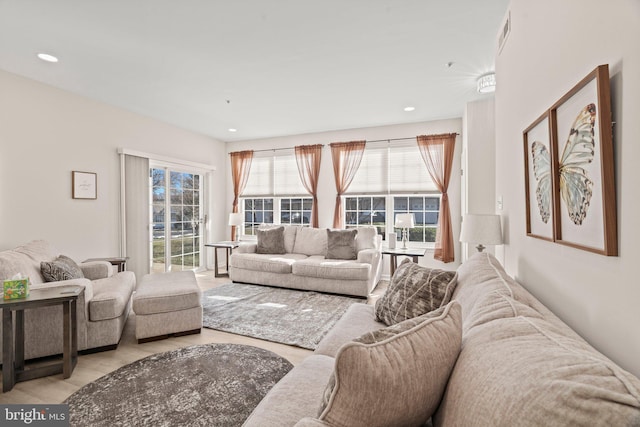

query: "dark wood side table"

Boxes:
[381, 247, 427, 278]
[83, 256, 129, 272]
[1, 285, 83, 392]
[205, 242, 240, 277]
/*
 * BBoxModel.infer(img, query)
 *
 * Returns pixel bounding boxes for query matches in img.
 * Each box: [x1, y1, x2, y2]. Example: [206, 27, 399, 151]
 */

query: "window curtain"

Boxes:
[417, 133, 457, 263]
[294, 144, 323, 228]
[123, 154, 150, 281]
[230, 150, 254, 240]
[330, 141, 366, 228]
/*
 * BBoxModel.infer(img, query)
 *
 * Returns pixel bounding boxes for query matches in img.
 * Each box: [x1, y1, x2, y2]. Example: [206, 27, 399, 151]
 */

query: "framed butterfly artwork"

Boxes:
[523, 111, 554, 241]
[525, 64, 617, 255]
[549, 65, 617, 255]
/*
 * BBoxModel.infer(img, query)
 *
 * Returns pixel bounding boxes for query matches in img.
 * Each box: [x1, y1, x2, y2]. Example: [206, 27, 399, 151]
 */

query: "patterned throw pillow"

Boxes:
[41, 255, 85, 282]
[256, 226, 286, 254]
[326, 229, 358, 260]
[375, 258, 457, 326]
[318, 301, 462, 427]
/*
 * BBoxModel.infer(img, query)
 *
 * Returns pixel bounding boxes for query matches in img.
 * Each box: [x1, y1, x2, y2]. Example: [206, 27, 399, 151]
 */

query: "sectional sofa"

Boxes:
[0, 240, 136, 362]
[243, 252, 640, 426]
[229, 225, 382, 297]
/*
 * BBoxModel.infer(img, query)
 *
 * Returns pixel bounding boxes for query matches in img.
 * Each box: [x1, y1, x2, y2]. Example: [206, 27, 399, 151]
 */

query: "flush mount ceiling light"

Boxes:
[37, 53, 59, 63]
[228, 128, 237, 132]
[477, 73, 496, 93]
[403, 106, 415, 112]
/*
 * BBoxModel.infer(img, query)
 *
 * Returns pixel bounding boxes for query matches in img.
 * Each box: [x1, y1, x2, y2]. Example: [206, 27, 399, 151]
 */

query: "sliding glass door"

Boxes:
[151, 167, 204, 273]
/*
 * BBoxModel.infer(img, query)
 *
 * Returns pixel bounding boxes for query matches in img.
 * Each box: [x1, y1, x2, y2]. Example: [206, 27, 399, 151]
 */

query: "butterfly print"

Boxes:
[531, 103, 596, 225]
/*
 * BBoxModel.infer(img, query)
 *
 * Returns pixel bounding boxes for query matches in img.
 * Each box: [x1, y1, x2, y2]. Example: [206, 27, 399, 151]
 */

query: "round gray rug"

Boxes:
[65, 343, 293, 427]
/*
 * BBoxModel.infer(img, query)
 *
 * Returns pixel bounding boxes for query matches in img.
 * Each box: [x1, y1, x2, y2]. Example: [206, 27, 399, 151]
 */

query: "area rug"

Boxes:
[65, 343, 292, 427]
[201, 283, 365, 350]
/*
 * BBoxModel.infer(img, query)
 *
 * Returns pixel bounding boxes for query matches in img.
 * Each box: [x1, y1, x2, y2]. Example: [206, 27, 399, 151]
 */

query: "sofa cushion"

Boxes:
[89, 272, 135, 321]
[375, 259, 457, 326]
[243, 354, 335, 427]
[292, 256, 370, 281]
[326, 229, 357, 260]
[318, 301, 462, 427]
[256, 226, 286, 254]
[232, 253, 308, 274]
[314, 304, 385, 358]
[453, 252, 535, 323]
[13, 240, 57, 262]
[435, 301, 640, 426]
[132, 271, 200, 316]
[41, 255, 85, 282]
[0, 249, 45, 285]
[355, 226, 378, 251]
[292, 227, 328, 256]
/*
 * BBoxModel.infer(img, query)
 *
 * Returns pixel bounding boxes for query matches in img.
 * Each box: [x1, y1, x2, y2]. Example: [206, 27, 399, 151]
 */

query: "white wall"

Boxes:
[225, 119, 463, 275]
[462, 98, 496, 261]
[495, 0, 640, 376]
[0, 70, 227, 264]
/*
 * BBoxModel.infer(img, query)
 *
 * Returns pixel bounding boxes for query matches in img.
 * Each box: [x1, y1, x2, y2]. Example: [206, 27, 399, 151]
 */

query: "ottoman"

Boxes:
[133, 271, 203, 343]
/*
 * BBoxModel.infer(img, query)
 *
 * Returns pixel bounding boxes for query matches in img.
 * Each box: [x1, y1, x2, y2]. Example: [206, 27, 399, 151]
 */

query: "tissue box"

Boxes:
[3, 278, 30, 300]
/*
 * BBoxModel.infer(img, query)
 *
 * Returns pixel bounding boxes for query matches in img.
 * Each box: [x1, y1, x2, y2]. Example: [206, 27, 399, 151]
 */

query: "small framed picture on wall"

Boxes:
[72, 171, 97, 199]
[523, 110, 554, 242]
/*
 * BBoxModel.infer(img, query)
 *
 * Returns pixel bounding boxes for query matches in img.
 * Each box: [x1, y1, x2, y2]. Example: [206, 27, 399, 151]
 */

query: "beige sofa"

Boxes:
[229, 226, 382, 297]
[243, 252, 640, 426]
[0, 240, 136, 362]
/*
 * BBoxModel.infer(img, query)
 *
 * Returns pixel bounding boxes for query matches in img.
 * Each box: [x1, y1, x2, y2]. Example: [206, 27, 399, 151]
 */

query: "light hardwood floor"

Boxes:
[0, 272, 385, 404]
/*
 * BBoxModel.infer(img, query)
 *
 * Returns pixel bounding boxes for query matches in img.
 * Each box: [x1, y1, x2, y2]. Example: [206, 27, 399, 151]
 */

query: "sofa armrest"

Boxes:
[294, 418, 331, 427]
[356, 248, 380, 265]
[80, 261, 113, 280]
[236, 242, 257, 254]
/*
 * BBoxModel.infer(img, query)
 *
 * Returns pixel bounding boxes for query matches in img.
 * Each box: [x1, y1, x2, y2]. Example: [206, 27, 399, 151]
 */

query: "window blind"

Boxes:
[274, 153, 307, 195]
[243, 154, 273, 196]
[348, 140, 436, 194]
[243, 150, 307, 197]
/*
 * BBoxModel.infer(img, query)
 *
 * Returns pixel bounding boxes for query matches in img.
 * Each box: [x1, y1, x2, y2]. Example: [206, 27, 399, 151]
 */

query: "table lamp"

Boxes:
[459, 214, 503, 252]
[228, 212, 243, 242]
[394, 213, 415, 249]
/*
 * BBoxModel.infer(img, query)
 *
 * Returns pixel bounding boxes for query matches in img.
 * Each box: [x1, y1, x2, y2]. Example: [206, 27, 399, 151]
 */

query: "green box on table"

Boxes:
[3, 278, 30, 300]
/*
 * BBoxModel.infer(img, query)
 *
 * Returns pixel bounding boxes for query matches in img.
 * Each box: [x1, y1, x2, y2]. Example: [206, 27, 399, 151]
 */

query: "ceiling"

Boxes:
[0, 1, 509, 142]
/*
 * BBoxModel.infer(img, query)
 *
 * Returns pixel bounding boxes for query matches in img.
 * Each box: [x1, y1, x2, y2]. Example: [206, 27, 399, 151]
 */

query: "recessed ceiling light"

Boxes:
[403, 106, 415, 112]
[37, 53, 58, 63]
[228, 128, 237, 132]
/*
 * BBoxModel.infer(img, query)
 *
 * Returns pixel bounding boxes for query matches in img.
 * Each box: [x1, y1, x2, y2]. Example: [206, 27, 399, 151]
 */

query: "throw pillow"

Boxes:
[41, 255, 85, 282]
[318, 301, 462, 427]
[256, 226, 286, 254]
[375, 258, 457, 326]
[326, 229, 358, 260]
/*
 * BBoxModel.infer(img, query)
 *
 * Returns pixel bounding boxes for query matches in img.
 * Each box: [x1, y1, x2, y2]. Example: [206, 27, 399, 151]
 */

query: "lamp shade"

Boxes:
[459, 214, 503, 245]
[395, 213, 415, 228]
[228, 212, 243, 226]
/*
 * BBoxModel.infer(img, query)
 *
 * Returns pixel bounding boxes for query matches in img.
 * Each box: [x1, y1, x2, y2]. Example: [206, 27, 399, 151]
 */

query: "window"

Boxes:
[345, 196, 386, 235]
[344, 140, 441, 246]
[280, 198, 312, 225]
[240, 150, 311, 236]
[393, 196, 439, 243]
[243, 198, 274, 236]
